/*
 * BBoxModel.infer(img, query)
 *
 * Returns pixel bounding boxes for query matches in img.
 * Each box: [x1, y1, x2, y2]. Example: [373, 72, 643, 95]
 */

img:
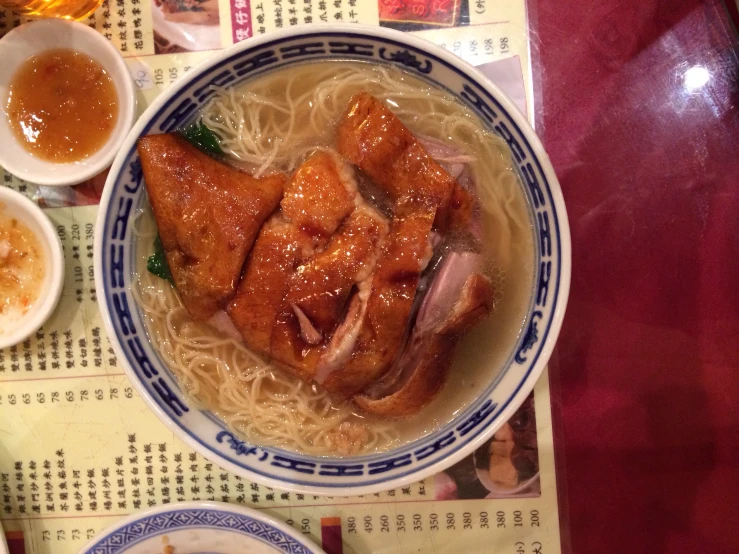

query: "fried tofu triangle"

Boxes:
[337, 92, 473, 230]
[138, 133, 285, 321]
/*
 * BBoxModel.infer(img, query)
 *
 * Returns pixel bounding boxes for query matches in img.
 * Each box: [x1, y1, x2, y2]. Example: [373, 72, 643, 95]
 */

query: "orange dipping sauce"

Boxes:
[5, 48, 119, 163]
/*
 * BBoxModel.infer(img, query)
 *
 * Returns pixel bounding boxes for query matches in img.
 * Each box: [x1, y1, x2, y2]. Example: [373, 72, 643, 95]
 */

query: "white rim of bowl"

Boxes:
[0, 188, 64, 350]
[78, 500, 325, 554]
[0, 19, 136, 187]
[94, 23, 572, 496]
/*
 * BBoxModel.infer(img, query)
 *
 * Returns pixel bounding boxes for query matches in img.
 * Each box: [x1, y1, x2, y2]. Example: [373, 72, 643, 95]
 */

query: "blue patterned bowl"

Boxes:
[80, 501, 323, 553]
[94, 24, 571, 495]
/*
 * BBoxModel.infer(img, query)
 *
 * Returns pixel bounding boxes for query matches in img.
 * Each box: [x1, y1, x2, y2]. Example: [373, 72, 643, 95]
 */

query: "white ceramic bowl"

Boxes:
[0, 19, 136, 186]
[0, 187, 64, 349]
[95, 24, 571, 495]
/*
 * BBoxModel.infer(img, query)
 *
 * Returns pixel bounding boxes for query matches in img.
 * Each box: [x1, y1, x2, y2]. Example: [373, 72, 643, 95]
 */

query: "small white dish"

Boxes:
[79, 501, 325, 554]
[0, 19, 136, 187]
[0, 187, 64, 349]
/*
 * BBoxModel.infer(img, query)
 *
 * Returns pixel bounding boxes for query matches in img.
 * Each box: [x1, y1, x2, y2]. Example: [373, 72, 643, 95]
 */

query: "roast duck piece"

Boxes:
[138, 93, 494, 417]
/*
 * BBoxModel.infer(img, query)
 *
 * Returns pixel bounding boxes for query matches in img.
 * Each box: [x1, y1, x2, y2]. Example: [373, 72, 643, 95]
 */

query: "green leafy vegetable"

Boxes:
[181, 122, 223, 156]
[147, 236, 173, 284]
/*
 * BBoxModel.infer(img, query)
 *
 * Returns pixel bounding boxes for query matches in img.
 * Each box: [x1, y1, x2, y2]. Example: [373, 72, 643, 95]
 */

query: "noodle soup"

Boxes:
[133, 62, 535, 456]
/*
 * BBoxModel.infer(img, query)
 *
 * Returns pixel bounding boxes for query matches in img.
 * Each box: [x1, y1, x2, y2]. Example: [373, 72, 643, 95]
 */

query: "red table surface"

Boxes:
[532, 0, 739, 551]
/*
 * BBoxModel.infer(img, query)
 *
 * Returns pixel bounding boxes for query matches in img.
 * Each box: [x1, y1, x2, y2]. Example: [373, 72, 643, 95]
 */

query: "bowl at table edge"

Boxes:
[78, 501, 324, 553]
[93, 24, 571, 496]
[0, 187, 64, 350]
[0, 19, 136, 187]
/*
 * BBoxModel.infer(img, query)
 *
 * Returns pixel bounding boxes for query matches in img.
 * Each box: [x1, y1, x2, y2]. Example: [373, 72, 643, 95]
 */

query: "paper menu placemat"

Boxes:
[0, 208, 559, 554]
[1, 0, 529, 109]
[0, 2, 561, 552]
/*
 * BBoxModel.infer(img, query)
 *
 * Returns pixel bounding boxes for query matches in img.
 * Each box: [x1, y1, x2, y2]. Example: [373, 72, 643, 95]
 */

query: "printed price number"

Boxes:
[363, 515, 373, 533]
[345, 516, 375, 534]
[480, 511, 489, 529]
[413, 513, 422, 532]
[494, 510, 540, 529]
[440, 511, 481, 531]
[514, 510, 523, 527]
[281, 519, 310, 535]
[0, 387, 134, 405]
[380, 515, 390, 532]
[59, 222, 91, 242]
[531, 509, 540, 527]
[396, 513, 405, 532]
[72, 263, 94, 282]
[514, 509, 540, 528]
[500, 37, 510, 53]
[42, 529, 95, 541]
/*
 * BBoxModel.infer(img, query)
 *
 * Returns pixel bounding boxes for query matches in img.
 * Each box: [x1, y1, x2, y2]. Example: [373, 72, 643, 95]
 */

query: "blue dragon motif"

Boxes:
[216, 431, 268, 461]
[379, 47, 432, 74]
[515, 310, 543, 364]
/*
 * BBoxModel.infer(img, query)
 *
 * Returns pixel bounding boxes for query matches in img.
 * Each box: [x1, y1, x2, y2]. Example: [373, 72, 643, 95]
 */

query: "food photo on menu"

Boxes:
[152, 0, 221, 53]
[435, 394, 540, 500]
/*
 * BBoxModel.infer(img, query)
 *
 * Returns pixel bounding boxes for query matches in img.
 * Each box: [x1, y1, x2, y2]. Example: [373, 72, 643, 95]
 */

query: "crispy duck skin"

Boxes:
[227, 151, 357, 359]
[280, 150, 357, 248]
[226, 217, 304, 358]
[138, 133, 285, 321]
[337, 93, 473, 231]
[355, 272, 494, 417]
[286, 205, 388, 335]
[144, 96, 491, 418]
[270, 205, 389, 376]
[319, 200, 436, 397]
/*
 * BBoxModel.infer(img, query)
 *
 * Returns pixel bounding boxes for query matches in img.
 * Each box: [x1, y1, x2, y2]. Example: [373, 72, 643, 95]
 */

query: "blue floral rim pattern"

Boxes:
[83, 507, 313, 553]
[95, 27, 568, 494]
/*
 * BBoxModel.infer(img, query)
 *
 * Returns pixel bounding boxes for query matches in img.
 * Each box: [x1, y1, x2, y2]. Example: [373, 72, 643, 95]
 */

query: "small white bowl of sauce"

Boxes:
[0, 19, 135, 186]
[0, 187, 64, 349]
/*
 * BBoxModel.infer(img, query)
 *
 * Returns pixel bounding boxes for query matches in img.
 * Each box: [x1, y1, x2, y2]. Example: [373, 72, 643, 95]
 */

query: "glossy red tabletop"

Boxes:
[532, 0, 739, 551]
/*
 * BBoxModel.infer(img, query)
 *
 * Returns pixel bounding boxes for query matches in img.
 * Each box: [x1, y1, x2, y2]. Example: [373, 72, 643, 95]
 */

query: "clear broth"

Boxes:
[136, 61, 535, 455]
